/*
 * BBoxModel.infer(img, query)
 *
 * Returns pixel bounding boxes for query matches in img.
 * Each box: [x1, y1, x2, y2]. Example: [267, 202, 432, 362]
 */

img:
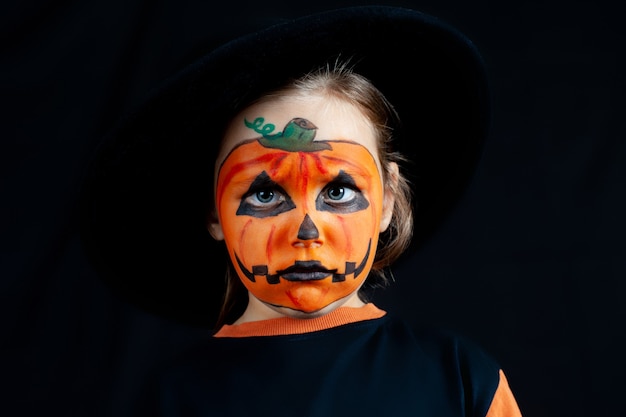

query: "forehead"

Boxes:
[219, 140, 380, 191]
[216, 94, 380, 169]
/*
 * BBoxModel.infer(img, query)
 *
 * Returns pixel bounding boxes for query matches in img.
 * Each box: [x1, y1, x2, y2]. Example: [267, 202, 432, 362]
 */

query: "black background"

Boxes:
[2, 1, 625, 416]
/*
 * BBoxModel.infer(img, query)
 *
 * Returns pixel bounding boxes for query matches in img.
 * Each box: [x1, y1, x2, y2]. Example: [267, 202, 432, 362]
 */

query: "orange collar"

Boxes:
[213, 303, 386, 338]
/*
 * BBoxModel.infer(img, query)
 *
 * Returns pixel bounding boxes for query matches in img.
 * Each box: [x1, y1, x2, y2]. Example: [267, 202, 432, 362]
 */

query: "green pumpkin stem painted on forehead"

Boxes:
[244, 117, 332, 152]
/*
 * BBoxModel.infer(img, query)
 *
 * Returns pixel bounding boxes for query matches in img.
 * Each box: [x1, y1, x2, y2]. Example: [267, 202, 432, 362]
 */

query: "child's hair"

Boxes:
[215, 61, 414, 328]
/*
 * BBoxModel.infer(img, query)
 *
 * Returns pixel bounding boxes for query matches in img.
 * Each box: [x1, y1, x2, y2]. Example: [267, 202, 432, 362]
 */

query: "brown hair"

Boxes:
[215, 61, 414, 328]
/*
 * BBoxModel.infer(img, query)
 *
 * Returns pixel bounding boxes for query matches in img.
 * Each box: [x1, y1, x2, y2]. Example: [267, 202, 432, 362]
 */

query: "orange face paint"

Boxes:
[215, 119, 384, 313]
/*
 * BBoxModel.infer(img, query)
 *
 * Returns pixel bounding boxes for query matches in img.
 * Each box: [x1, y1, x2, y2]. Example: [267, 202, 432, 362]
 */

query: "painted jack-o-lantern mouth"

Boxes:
[234, 239, 371, 284]
[216, 117, 384, 312]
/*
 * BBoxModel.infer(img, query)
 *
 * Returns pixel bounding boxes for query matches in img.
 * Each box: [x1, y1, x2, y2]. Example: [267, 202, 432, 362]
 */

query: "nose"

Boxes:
[293, 214, 321, 248]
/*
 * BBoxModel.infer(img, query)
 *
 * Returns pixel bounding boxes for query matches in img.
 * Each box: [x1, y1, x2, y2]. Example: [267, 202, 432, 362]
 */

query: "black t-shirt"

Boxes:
[136, 311, 514, 416]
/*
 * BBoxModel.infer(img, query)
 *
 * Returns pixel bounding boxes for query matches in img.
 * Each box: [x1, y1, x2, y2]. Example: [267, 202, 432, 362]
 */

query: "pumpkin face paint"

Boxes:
[213, 96, 387, 315]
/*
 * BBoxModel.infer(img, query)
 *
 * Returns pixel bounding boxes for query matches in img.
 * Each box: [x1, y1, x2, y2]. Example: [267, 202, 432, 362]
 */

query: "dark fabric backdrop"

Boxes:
[2, 1, 624, 416]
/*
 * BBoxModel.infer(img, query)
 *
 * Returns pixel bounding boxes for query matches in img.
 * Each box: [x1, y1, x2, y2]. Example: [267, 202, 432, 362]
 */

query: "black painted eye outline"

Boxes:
[236, 171, 296, 218]
[316, 170, 369, 213]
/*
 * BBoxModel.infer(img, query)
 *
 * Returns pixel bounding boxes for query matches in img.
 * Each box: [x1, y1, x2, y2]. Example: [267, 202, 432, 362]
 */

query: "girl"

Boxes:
[81, 6, 522, 416]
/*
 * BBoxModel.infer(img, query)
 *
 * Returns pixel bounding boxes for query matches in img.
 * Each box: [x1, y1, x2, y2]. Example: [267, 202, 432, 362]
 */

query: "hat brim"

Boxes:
[80, 5, 490, 327]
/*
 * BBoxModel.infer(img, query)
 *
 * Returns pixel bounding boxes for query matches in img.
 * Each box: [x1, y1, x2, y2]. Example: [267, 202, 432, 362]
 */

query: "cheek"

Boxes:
[218, 204, 298, 265]
[314, 208, 380, 257]
[232, 218, 281, 264]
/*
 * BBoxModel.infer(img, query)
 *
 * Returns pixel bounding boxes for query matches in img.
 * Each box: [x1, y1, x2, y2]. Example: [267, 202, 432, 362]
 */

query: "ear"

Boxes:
[207, 211, 225, 241]
[379, 162, 398, 233]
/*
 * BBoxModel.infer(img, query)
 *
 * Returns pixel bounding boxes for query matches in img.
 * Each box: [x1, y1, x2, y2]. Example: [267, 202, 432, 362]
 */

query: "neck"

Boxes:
[234, 291, 366, 325]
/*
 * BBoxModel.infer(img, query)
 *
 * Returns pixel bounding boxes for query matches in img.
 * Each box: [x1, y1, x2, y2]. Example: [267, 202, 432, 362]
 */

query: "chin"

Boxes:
[267, 293, 362, 319]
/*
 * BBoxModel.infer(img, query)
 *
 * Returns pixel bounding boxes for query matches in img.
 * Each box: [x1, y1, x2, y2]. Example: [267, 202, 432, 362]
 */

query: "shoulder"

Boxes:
[381, 314, 500, 365]
[382, 315, 504, 415]
[413, 322, 500, 374]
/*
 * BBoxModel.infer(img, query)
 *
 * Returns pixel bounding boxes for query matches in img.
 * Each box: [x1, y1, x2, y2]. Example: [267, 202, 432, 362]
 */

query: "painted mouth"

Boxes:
[277, 261, 336, 282]
[234, 239, 371, 284]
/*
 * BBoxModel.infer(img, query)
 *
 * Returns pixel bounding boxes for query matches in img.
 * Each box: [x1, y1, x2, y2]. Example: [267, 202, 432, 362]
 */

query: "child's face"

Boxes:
[210, 94, 394, 316]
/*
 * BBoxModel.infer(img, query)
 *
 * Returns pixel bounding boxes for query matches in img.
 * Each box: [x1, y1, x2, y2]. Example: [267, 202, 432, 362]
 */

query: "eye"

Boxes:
[245, 188, 284, 206]
[254, 189, 278, 204]
[236, 171, 296, 218]
[324, 185, 356, 202]
[316, 171, 369, 213]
